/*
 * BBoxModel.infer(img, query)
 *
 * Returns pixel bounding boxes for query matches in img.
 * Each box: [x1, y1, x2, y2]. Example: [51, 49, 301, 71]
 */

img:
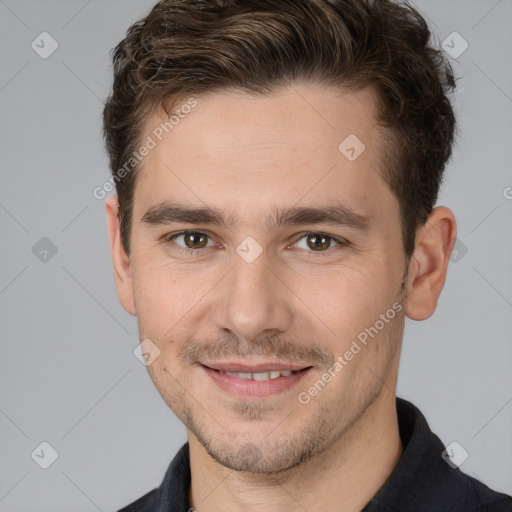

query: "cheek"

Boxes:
[130, 256, 220, 346]
[132, 248, 187, 297]
[290, 261, 400, 345]
[131, 259, 183, 330]
[146, 358, 187, 412]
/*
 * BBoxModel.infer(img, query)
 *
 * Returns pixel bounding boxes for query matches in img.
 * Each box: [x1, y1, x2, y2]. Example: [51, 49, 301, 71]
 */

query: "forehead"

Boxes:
[133, 84, 396, 225]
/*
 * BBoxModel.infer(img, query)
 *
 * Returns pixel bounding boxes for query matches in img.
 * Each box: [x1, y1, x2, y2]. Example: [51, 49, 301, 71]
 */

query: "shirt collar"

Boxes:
[149, 397, 506, 511]
[362, 397, 452, 511]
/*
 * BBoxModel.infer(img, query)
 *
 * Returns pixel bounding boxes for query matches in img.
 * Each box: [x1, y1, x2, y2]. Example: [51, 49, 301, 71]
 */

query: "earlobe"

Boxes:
[105, 195, 137, 316]
[404, 206, 457, 321]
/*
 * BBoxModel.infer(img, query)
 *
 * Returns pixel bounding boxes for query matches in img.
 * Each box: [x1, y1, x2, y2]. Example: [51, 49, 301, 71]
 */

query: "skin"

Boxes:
[106, 83, 456, 511]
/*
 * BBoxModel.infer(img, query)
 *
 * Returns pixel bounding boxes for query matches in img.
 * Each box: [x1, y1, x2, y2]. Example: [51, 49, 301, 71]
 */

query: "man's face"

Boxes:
[124, 84, 408, 472]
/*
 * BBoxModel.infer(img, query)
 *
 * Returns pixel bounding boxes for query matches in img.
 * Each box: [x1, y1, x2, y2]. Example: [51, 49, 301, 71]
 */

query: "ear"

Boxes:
[105, 195, 136, 316]
[404, 206, 457, 321]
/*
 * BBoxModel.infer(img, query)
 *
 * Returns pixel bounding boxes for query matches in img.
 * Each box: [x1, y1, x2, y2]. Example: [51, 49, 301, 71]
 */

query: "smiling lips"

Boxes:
[222, 369, 294, 380]
[201, 362, 312, 397]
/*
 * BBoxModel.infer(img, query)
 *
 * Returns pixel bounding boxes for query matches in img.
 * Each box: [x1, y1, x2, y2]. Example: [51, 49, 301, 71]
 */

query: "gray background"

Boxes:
[0, 0, 511, 510]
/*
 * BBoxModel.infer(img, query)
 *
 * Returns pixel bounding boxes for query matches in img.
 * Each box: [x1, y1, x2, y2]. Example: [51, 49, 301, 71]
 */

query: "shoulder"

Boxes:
[464, 472, 512, 511]
[373, 398, 512, 512]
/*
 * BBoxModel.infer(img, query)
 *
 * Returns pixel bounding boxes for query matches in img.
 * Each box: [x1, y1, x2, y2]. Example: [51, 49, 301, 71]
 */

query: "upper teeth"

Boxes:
[222, 370, 293, 380]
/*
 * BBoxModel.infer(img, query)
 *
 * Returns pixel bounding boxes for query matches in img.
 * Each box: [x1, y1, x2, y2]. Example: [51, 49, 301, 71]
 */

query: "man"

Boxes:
[102, 0, 512, 510]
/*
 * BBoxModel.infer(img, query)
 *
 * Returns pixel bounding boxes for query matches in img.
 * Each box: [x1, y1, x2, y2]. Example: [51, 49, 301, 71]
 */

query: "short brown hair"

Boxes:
[102, 0, 456, 257]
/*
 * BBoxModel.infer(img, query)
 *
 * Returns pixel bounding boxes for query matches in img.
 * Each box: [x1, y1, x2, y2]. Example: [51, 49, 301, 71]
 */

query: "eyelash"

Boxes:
[162, 230, 348, 257]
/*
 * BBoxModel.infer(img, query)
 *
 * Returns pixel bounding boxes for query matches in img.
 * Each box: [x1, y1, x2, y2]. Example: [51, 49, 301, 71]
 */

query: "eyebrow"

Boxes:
[141, 202, 370, 232]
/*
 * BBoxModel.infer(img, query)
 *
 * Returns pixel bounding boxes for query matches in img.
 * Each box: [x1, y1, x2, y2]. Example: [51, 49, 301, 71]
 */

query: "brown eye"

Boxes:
[292, 232, 344, 253]
[183, 232, 209, 249]
[167, 231, 214, 251]
[306, 233, 333, 251]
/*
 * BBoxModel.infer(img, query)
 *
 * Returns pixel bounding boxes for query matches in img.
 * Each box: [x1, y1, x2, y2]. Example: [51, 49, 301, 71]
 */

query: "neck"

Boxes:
[188, 391, 402, 512]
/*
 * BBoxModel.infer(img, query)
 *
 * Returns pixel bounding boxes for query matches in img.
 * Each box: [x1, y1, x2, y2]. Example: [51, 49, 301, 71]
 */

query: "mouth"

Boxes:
[200, 362, 313, 398]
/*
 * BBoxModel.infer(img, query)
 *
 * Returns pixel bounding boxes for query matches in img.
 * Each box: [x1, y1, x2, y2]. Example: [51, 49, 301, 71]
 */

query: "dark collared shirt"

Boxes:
[118, 398, 512, 511]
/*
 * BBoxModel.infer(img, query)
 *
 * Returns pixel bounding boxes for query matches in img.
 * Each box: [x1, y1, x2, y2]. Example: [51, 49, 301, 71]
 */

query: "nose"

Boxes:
[212, 250, 294, 342]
